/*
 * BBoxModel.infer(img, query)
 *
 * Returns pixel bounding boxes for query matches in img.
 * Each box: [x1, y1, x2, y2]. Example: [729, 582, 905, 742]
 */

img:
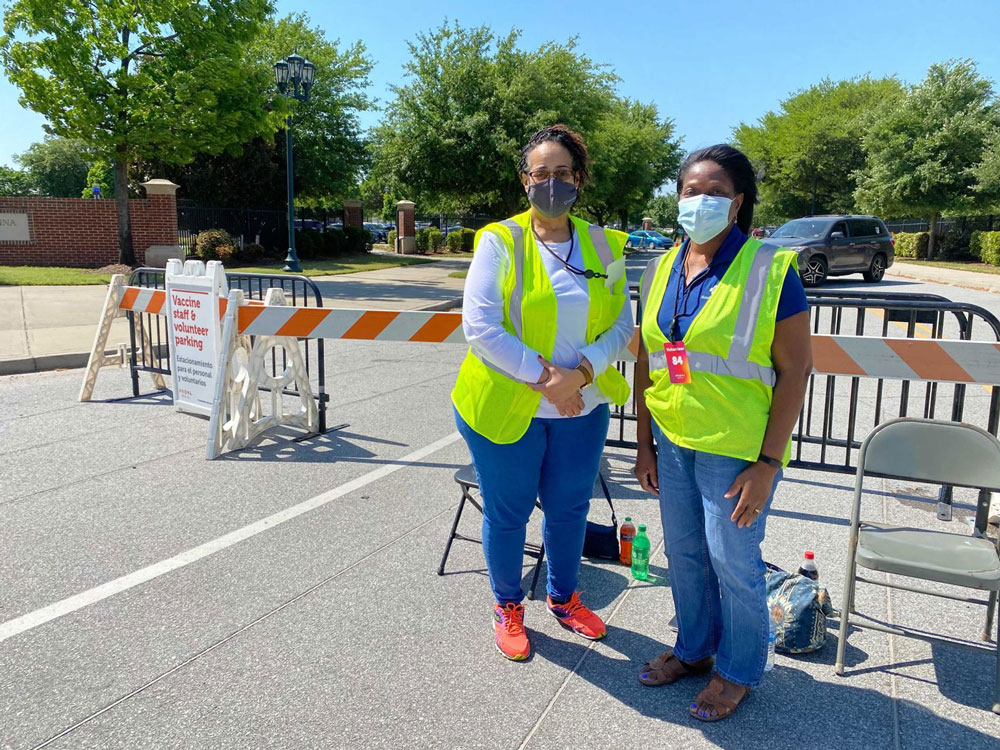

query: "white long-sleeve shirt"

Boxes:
[462, 229, 635, 418]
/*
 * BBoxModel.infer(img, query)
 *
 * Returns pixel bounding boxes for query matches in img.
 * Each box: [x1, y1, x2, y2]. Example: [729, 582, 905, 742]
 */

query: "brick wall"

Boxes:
[0, 190, 178, 267]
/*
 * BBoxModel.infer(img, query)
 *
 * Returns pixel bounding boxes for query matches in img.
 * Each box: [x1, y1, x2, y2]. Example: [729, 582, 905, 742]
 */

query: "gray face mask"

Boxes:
[527, 177, 578, 218]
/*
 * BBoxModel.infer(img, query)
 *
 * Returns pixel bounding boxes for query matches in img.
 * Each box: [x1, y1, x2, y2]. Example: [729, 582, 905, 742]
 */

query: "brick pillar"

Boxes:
[342, 199, 363, 229]
[642, 216, 653, 231]
[138, 179, 180, 267]
[395, 200, 416, 255]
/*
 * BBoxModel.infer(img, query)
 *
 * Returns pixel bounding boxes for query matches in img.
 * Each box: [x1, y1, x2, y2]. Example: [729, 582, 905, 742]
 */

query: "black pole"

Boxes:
[283, 113, 302, 272]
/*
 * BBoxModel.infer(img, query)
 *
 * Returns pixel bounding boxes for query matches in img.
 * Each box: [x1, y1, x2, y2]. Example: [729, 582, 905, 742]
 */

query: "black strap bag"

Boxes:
[582, 473, 620, 560]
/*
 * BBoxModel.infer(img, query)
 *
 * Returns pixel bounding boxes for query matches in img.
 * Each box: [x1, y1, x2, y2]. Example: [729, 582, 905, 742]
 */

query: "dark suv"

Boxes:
[769, 215, 894, 286]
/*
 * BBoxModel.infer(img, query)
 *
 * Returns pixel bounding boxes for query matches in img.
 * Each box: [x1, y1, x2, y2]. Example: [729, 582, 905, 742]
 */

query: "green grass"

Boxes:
[898, 259, 1000, 275]
[448, 270, 469, 279]
[0, 266, 113, 286]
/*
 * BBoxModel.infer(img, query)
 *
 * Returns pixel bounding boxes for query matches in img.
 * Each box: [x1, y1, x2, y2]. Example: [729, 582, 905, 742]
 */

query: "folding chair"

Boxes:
[437, 464, 547, 599]
[834, 418, 1000, 713]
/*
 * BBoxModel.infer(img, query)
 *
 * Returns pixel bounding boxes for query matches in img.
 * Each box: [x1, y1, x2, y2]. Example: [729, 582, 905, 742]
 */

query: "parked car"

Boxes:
[442, 225, 464, 236]
[363, 222, 388, 242]
[294, 218, 324, 231]
[769, 215, 895, 286]
[626, 230, 671, 249]
[324, 219, 343, 230]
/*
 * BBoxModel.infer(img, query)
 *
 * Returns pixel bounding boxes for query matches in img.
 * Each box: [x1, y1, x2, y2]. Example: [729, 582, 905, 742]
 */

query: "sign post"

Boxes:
[165, 259, 227, 416]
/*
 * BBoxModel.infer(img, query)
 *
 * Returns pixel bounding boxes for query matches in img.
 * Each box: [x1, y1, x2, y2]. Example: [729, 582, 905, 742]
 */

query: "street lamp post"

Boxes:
[274, 53, 316, 273]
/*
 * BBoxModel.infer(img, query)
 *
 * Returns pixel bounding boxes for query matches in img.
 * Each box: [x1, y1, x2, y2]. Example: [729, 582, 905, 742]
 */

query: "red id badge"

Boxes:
[664, 342, 692, 384]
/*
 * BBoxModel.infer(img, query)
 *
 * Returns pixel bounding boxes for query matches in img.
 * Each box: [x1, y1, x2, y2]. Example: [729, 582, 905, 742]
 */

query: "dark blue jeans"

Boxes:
[455, 405, 610, 605]
[653, 421, 782, 687]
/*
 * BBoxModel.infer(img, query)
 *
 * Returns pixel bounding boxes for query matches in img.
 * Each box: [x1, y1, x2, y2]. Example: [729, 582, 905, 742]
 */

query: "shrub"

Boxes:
[294, 229, 323, 260]
[893, 232, 928, 260]
[980, 231, 1000, 266]
[970, 231, 983, 261]
[215, 244, 236, 262]
[388, 229, 397, 249]
[322, 228, 346, 257]
[427, 227, 443, 253]
[238, 243, 266, 263]
[446, 230, 464, 252]
[414, 227, 430, 254]
[196, 229, 234, 261]
[936, 229, 972, 260]
[343, 226, 371, 254]
[461, 228, 476, 252]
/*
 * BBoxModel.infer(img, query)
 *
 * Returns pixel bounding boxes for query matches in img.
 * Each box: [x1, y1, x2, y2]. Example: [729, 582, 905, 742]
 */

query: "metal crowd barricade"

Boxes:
[607, 287, 1000, 483]
[126, 267, 329, 432]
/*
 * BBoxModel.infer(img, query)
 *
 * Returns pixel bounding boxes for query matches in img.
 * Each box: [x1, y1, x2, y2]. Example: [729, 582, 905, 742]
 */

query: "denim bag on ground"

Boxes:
[765, 563, 838, 654]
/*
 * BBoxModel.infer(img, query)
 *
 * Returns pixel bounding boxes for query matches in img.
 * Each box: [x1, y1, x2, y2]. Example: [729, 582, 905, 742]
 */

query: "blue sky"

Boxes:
[2, 0, 998, 168]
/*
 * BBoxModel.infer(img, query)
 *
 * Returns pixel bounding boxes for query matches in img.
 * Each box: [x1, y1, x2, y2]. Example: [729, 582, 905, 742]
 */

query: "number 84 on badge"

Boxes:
[664, 342, 692, 384]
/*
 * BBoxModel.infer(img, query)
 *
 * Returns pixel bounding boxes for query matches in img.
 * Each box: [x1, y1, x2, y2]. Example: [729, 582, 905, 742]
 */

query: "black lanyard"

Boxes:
[533, 227, 609, 280]
[669, 245, 713, 342]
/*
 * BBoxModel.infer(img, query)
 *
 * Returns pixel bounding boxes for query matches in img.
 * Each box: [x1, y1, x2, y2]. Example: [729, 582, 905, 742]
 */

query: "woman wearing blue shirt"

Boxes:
[633, 145, 812, 721]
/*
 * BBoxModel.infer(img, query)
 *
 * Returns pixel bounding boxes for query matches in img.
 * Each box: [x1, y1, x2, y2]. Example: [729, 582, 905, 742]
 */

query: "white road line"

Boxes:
[0, 431, 462, 644]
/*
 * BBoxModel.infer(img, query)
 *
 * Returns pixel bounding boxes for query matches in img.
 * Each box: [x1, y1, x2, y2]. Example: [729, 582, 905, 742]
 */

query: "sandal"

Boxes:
[689, 675, 749, 722]
[638, 650, 714, 686]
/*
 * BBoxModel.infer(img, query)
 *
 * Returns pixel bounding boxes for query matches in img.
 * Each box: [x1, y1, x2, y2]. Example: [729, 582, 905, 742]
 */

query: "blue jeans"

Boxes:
[652, 422, 781, 687]
[455, 405, 610, 605]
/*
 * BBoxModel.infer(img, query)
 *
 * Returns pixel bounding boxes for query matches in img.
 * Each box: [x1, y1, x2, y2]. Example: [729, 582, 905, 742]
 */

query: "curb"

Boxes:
[415, 297, 463, 312]
[1, 350, 99, 377]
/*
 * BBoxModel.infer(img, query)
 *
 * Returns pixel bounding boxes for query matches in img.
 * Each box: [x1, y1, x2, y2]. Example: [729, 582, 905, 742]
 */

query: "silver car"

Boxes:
[769, 215, 895, 286]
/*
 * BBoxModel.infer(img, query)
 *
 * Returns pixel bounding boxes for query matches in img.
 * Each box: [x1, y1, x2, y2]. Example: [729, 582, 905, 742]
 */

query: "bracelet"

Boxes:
[575, 363, 594, 387]
[757, 452, 782, 469]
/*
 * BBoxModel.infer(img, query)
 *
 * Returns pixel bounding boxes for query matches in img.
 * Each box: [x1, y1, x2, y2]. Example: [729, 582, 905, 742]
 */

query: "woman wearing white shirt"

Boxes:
[452, 124, 634, 661]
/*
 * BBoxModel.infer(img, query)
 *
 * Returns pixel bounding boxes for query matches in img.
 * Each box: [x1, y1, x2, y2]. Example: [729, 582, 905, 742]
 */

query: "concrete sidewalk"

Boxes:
[0, 258, 467, 376]
[888, 260, 1000, 293]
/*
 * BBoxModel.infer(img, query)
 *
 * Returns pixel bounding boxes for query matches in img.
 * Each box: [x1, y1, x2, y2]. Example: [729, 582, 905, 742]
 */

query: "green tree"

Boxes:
[854, 60, 999, 259]
[577, 98, 681, 227]
[14, 136, 91, 197]
[367, 22, 618, 217]
[0, 165, 35, 195]
[643, 194, 679, 231]
[972, 128, 1000, 206]
[2, 0, 278, 264]
[734, 76, 903, 224]
[141, 13, 373, 208]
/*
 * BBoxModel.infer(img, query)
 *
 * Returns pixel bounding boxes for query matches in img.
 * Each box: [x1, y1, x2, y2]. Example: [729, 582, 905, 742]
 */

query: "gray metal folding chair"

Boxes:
[835, 418, 1000, 713]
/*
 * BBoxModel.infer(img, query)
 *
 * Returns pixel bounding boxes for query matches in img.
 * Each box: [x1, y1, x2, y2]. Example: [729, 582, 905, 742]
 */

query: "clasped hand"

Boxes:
[529, 355, 587, 416]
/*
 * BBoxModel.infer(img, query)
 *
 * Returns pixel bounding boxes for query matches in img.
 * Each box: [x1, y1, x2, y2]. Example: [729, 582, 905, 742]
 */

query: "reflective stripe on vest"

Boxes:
[499, 219, 525, 338]
[639, 254, 665, 313]
[646, 242, 782, 385]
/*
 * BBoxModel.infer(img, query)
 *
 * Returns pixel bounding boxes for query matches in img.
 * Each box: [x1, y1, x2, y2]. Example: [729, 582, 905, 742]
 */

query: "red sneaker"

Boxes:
[547, 592, 606, 640]
[493, 602, 530, 660]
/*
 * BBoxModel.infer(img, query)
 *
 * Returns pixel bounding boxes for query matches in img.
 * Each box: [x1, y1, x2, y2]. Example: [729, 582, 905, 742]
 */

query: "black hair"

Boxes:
[675, 144, 757, 234]
[518, 124, 591, 186]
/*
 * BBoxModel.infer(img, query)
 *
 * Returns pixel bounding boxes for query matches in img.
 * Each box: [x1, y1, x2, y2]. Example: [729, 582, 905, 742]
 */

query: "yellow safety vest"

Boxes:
[639, 238, 797, 463]
[452, 210, 631, 444]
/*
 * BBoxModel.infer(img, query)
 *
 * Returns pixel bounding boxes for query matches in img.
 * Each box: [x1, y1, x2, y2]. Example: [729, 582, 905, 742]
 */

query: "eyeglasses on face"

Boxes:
[526, 168, 575, 184]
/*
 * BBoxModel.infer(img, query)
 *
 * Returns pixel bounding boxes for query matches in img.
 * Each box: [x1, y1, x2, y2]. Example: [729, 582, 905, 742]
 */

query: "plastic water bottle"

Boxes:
[631, 524, 650, 581]
[619, 517, 636, 566]
[798, 550, 819, 581]
[764, 608, 777, 672]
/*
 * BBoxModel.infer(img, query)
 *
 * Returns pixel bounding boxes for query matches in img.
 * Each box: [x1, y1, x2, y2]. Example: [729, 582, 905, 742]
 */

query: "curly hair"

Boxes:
[518, 124, 591, 186]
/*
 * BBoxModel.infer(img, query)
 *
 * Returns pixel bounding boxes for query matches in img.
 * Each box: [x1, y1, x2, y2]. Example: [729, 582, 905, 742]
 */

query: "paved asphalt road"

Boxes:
[2, 254, 999, 749]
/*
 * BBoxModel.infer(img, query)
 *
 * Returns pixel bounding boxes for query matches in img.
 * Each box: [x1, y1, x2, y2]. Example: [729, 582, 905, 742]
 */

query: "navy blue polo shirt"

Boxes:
[652, 226, 808, 342]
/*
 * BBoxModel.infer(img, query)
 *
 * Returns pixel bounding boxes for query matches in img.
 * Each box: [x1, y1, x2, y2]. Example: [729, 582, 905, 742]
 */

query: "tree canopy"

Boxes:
[2, 0, 278, 262]
[854, 60, 1000, 258]
[734, 76, 903, 223]
[14, 136, 91, 197]
[365, 22, 662, 220]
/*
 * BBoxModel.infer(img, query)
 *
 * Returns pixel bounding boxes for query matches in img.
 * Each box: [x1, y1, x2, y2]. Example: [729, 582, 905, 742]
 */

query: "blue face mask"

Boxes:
[677, 194, 734, 244]
[527, 178, 578, 219]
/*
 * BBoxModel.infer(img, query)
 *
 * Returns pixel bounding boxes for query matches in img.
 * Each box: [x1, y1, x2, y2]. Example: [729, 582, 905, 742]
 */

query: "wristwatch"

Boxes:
[757, 452, 782, 469]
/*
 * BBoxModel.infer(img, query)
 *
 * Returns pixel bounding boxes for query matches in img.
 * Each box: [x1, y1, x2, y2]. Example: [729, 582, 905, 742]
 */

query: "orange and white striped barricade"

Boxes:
[207, 299, 467, 457]
[207, 287, 319, 459]
[79, 274, 168, 401]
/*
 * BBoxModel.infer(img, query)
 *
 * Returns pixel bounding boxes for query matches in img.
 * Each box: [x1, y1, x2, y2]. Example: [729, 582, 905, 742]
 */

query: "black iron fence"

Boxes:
[126, 268, 329, 432]
[883, 215, 997, 234]
[607, 289, 1000, 480]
